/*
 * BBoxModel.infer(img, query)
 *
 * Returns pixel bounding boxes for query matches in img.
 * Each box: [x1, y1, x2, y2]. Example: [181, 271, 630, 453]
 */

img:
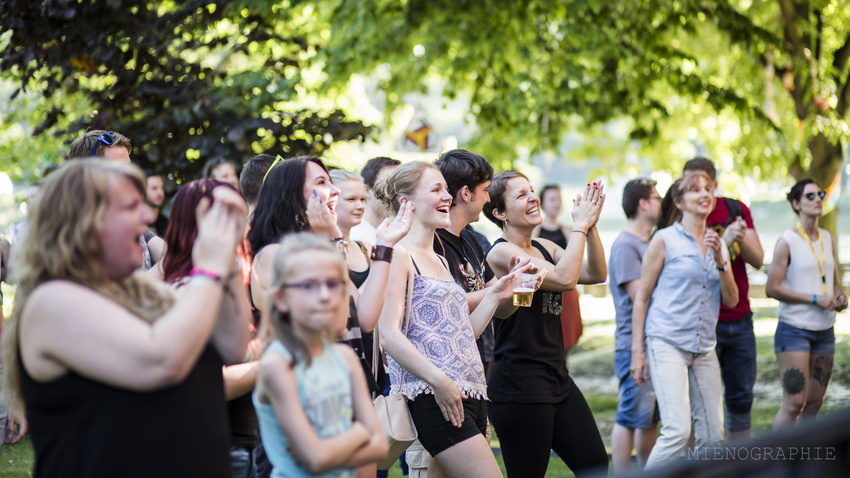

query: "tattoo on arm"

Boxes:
[811, 355, 834, 388]
[782, 368, 806, 395]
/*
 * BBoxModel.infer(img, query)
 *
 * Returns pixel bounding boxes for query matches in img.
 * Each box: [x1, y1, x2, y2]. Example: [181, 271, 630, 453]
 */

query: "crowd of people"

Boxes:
[0, 128, 843, 477]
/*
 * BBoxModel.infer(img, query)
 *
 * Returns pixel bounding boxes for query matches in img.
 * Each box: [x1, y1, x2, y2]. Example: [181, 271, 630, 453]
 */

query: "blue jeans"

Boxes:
[230, 446, 256, 478]
[614, 349, 659, 429]
[644, 337, 723, 469]
[715, 314, 756, 431]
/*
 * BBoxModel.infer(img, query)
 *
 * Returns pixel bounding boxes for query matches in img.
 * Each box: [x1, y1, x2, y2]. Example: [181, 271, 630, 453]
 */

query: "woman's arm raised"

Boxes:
[20, 198, 244, 391]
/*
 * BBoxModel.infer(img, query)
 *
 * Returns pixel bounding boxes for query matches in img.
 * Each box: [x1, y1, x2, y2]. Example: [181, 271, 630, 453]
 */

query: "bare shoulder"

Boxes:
[333, 343, 360, 368]
[25, 280, 112, 318]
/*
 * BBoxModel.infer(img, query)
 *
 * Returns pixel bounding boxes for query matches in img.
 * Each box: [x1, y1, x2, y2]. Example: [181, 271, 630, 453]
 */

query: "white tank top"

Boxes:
[777, 228, 836, 331]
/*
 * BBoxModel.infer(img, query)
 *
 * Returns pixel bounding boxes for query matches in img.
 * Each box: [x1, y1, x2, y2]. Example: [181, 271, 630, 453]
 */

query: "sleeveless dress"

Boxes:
[254, 340, 354, 478]
[387, 260, 487, 400]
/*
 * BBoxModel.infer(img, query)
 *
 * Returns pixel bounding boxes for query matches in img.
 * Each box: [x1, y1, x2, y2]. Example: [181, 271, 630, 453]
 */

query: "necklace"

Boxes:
[796, 222, 827, 293]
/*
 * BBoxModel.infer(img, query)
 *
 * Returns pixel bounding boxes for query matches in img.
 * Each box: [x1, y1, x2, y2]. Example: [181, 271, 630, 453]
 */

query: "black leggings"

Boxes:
[488, 378, 608, 477]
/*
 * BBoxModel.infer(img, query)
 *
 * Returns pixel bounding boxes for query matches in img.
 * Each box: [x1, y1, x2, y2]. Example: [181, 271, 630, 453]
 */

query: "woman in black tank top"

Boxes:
[9, 161, 249, 478]
[483, 171, 609, 477]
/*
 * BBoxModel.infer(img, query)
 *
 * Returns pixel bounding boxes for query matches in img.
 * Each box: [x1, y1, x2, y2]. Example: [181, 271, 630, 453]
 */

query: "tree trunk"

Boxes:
[807, 132, 844, 261]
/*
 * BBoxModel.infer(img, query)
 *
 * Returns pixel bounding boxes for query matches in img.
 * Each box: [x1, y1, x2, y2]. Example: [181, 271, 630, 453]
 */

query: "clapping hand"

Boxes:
[571, 181, 605, 232]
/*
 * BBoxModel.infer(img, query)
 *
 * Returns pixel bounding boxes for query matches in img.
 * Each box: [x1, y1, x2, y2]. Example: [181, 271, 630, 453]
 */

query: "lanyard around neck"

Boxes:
[796, 222, 827, 293]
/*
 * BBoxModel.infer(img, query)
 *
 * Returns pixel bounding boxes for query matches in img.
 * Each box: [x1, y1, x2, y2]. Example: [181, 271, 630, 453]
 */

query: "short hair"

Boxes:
[786, 178, 819, 215]
[435, 149, 494, 205]
[483, 170, 529, 230]
[248, 155, 330, 257]
[68, 130, 132, 159]
[361, 156, 401, 190]
[143, 169, 161, 179]
[329, 169, 363, 185]
[622, 177, 657, 219]
[239, 154, 275, 207]
[683, 157, 717, 181]
[373, 161, 441, 216]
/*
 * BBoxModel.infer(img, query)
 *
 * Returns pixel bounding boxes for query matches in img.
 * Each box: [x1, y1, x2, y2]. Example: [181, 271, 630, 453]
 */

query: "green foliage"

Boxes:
[316, 0, 850, 184]
[0, 0, 370, 182]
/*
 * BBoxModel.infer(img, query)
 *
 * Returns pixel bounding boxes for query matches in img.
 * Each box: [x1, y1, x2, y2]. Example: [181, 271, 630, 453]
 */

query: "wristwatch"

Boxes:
[717, 261, 728, 272]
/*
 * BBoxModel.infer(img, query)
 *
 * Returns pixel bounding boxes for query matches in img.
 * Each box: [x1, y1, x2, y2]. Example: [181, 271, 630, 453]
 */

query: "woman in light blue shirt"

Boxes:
[630, 172, 738, 468]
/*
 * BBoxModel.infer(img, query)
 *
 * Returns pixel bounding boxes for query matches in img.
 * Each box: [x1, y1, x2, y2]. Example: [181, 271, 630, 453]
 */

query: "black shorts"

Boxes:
[407, 394, 487, 456]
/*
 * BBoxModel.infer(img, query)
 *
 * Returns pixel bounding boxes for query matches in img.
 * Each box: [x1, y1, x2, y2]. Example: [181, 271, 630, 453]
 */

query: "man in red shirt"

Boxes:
[684, 157, 764, 440]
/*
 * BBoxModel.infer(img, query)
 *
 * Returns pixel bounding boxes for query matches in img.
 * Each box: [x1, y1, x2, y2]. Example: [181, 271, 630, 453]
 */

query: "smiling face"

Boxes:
[466, 180, 491, 223]
[98, 177, 154, 280]
[676, 174, 714, 218]
[335, 179, 368, 230]
[497, 176, 541, 229]
[302, 161, 340, 215]
[407, 167, 452, 229]
[273, 250, 347, 335]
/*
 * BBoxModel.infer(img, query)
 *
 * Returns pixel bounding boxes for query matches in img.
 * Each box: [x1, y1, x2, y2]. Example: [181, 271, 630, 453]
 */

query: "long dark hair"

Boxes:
[161, 179, 238, 282]
[248, 155, 328, 257]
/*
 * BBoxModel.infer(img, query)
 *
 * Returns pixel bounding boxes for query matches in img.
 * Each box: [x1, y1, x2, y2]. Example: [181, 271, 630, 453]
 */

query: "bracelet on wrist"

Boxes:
[813, 294, 818, 305]
[717, 261, 727, 272]
[189, 267, 223, 282]
[571, 229, 587, 236]
[370, 245, 394, 263]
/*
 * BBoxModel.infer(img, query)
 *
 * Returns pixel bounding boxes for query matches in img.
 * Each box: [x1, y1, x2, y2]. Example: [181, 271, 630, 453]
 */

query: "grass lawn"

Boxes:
[2, 287, 848, 477]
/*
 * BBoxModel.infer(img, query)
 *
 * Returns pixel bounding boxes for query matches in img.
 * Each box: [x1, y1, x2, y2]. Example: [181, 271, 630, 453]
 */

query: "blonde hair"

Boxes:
[259, 232, 347, 366]
[373, 161, 440, 215]
[329, 169, 363, 185]
[4, 160, 174, 411]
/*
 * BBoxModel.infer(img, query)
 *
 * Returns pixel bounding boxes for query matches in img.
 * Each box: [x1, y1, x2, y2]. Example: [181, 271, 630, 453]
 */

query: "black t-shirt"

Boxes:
[434, 228, 495, 293]
[434, 228, 495, 362]
[487, 239, 568, 403]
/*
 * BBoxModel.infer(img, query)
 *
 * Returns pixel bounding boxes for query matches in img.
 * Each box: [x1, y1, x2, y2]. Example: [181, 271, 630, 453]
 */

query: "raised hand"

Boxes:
[571, 180, 606, 231]
[306, 189, 342, 239]
[375, 199, 413, 247]
[722, 217, 746, 247]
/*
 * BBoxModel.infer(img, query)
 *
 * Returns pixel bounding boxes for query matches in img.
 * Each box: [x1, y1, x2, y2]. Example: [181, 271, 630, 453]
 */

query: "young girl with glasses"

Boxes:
[253, 233, 387, 477]
[767, 179, 847, 429]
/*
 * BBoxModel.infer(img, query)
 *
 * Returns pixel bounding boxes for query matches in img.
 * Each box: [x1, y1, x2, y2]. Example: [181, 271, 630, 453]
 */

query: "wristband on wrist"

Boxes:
[189, 267, 223, 283]
[813, 294, 818, 305]
[717, 261, 727, 272]
[370, 245, 394, 263]
[571, 229, 587, 236]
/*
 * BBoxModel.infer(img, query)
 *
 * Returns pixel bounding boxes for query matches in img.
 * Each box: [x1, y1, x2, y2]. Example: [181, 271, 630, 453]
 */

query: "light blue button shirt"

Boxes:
[645, 222, 727, 353]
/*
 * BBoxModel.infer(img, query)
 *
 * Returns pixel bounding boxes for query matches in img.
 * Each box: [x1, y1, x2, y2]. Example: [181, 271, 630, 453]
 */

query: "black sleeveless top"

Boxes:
[348, 241, 371, 289]
[20, 344, 231, 478]
[487, 239, 567, 403]
[340, 296, 382, 394]
[537, 226, 567, 249]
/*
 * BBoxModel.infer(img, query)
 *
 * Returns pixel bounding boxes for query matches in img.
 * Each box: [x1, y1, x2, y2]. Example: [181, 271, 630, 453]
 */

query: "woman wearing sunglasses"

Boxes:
[767, 179, 846, 429]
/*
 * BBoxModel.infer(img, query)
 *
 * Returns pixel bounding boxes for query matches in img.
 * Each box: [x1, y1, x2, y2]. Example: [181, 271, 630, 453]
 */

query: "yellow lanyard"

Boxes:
[796, 222, 827, 293]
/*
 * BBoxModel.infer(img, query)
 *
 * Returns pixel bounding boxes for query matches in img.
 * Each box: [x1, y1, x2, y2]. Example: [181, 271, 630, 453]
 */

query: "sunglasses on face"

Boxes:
[804, 191, 826, 201]
[89, 131, 116, 157]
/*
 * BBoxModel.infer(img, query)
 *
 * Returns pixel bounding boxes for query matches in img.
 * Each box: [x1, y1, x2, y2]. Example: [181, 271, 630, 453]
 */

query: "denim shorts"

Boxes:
[774, 321, 835, 354]
[614, 349, 659, 429]
[408, 394, 487, 456]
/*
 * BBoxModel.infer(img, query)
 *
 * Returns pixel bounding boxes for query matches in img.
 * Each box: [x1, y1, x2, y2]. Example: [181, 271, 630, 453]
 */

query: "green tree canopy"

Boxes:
[0, 0, 369, 183]
[316, 0, 850, 226]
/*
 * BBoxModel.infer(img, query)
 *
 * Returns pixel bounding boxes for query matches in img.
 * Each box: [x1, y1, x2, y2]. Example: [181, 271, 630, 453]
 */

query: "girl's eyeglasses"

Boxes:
[281, 279, 346, 295]
[804, 191, 826, 201]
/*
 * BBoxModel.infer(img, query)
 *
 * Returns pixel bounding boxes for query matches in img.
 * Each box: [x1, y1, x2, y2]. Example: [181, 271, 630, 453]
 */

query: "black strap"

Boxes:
[410, 258, 421, 275]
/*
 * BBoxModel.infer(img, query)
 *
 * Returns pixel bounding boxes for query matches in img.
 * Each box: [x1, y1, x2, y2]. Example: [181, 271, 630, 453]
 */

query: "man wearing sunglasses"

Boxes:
[68, 130, 165, 269]
[683, 157, 764, 442]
